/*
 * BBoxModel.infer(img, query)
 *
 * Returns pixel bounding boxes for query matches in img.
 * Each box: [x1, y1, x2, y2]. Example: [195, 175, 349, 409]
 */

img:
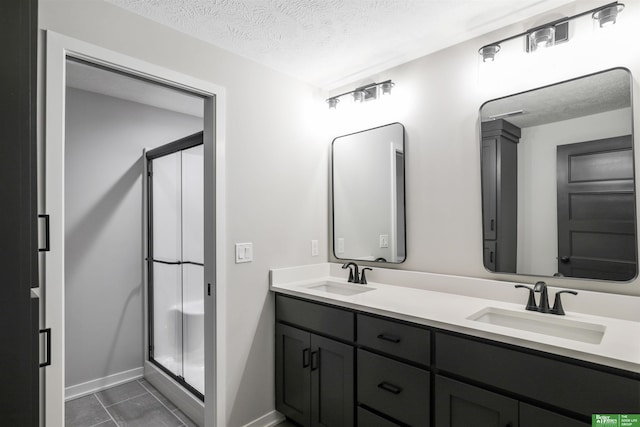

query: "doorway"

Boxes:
[44, 32, 225, 427]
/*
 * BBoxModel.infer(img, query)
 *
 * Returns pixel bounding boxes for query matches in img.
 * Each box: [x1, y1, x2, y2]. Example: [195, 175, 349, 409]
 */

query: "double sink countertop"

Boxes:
[270, 263, 640, 374]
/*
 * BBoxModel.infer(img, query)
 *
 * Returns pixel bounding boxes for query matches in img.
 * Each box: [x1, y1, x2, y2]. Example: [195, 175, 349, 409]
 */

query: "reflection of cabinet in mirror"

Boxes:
[481, 120, 520, 273]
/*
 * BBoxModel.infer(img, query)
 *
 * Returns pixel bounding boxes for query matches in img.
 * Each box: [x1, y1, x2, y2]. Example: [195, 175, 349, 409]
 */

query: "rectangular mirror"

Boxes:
[332, 122, 406, 263]
[480, 68, 636, 281]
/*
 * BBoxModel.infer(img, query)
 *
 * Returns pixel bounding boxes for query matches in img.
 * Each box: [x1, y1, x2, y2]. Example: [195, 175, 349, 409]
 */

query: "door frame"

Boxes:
[44, 31, 227, 427]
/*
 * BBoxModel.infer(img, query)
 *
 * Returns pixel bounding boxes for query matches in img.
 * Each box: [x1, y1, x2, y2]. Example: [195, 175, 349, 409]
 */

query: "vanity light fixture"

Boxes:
[325, 80, 395, 109]
[380, 80, 395, 95]
[478, 44, 501, 62]
[352, 89, 366, 103]
[528, 26, 555, 51]
[326, 97, 340, 109]
[479, 1, 624, 61]
[593, 3, 625, 27]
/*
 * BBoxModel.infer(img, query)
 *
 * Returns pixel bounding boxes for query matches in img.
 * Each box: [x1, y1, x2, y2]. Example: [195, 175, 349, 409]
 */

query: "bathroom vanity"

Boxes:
[271, 264, 640, 427]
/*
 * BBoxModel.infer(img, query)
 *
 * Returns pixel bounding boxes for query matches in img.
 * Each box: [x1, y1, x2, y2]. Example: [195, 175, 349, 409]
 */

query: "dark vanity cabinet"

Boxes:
[276, 296, 355, 427]
[356, 314, 431, 426]
[435, 332, 640, 426]
[275, 294, 639, 427]
[481, 119, 521, 273]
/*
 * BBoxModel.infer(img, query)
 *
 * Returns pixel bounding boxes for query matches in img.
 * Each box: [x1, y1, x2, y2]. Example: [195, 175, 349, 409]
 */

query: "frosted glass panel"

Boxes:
[152, 263, 183, 378]
[182, 145, 203, 264]
[152, 154, 181, 261]
[182, 264, 204, 394]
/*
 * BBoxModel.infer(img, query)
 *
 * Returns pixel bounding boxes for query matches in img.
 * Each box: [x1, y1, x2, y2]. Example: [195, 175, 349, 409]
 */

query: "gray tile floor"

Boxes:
[65, 378, 198, 427]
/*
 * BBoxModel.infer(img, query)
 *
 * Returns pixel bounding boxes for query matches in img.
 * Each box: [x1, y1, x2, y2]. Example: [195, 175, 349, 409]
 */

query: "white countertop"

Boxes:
[270, 264, 640, 374]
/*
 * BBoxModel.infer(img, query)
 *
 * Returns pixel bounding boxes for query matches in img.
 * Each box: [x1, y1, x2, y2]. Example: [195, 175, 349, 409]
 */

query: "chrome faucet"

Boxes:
[342, 262, 359, 283]
[515, 281, 578, 315]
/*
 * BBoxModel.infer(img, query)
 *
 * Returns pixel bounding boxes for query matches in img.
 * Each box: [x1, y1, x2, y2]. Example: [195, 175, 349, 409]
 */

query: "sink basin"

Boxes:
[468, 307, 606, 344]
[305, 281, 375, 296]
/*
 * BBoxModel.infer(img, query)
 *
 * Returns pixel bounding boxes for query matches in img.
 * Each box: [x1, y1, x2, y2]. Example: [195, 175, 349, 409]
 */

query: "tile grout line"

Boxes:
[137, 379, 194, 427]
[87, 420, 117, 427]
[101, 390, 150, 409]
[93, 393, 120, 427]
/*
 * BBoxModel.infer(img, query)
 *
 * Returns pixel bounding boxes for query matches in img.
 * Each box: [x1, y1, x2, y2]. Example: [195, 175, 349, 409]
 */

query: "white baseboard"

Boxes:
[242, 410, 286, 427]
[65, 366, 144, 401]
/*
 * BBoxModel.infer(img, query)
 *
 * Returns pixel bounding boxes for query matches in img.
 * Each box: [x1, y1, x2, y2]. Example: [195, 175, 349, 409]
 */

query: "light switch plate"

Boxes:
[235, 242, 253, 263]
[337, 238, 345, 254]
[379, 234, 389, 248]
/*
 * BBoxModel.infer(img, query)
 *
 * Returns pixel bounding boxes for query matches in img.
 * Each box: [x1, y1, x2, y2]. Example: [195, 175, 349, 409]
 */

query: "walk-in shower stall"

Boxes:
[146, 132, 204, 400]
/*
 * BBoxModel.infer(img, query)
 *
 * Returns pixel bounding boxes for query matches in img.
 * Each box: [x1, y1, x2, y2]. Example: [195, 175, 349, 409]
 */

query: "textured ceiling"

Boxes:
[104, 0, 576, 89]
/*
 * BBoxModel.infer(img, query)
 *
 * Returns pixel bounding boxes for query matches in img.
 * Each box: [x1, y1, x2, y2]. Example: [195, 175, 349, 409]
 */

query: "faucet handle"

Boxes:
[360, 267, 372, 284]
[551, 290, 578, 316]
[514, 285, 537, 311]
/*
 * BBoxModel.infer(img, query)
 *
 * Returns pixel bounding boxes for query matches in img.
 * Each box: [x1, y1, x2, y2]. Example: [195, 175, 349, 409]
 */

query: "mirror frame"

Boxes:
[331, 122, 407, 264]
[479, 67, 637, 283]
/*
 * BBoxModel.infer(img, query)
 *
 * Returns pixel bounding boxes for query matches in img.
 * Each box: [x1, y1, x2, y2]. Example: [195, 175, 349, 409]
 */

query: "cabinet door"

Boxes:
[435, 375, 518, 427]
[311, 334, 354, 427]
[520, 403, 589, 427]
[276, 323, 311, 426]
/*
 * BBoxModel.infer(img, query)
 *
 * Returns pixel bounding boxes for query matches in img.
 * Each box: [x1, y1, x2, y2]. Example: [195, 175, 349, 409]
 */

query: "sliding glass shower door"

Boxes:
[147, 132, 204, 400]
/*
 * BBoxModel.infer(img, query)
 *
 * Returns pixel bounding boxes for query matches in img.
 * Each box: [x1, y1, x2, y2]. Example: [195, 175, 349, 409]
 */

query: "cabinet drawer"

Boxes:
[435, 332, 640, 417]
[357, 314, 430, 365]
[357, 349, 430, 427]
[520, 403, 590, 427]
[276, 295, 355, 342]
[357, 407, 402, 427]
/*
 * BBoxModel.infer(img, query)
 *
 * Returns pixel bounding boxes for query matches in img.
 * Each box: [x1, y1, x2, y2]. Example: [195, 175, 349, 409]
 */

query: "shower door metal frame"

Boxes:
[146, 131, 204, 401]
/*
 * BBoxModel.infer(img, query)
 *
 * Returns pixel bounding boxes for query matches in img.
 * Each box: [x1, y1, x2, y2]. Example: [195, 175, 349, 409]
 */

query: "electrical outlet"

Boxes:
[311, 240, 319, 256]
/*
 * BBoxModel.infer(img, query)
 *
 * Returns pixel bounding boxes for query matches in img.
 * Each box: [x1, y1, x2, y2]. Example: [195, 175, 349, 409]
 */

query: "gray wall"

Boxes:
[64, 87, 202, 388]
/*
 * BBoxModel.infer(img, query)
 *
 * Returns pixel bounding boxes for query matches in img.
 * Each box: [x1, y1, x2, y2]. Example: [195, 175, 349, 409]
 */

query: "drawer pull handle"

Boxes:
[302, 348, 310, 368]
[310, 351, 319, 371]
[377, 333, 401, 343]
[377, 381, 402, 395]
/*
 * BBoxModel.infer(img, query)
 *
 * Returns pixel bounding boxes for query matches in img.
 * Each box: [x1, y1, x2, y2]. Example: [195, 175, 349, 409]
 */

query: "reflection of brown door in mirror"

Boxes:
[557, 136, 636, 280]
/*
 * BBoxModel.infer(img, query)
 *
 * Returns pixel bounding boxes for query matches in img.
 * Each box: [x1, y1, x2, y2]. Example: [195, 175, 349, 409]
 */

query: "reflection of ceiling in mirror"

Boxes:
[481, 69, 631, 128]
